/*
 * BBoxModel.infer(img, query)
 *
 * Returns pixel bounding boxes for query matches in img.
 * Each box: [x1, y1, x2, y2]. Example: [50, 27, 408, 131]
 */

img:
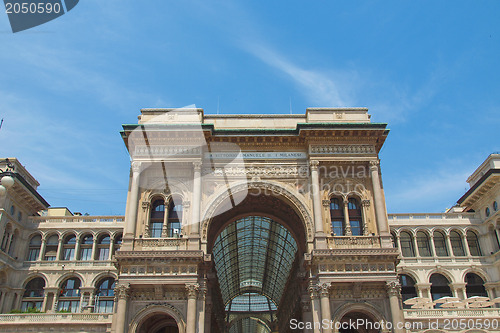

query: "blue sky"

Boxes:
[0, 1, 498, 215]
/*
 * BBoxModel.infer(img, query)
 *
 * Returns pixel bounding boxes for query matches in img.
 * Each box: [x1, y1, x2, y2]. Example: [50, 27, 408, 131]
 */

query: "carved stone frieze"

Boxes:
[203, 165, 309, 178]
[310, 145, 375, 155]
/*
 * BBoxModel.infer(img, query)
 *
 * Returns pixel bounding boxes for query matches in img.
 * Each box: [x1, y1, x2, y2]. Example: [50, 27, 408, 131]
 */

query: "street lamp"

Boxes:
[0, 158, 15, 197]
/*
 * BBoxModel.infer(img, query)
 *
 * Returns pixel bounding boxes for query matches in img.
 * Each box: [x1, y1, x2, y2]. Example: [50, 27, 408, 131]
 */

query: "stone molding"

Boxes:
[310, 144, 376, 155]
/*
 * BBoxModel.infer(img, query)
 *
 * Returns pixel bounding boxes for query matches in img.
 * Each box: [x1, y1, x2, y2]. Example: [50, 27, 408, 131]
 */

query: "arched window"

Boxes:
[7, 230, 17, 257]
[95, 277, 115, 313]
[79, 235, 93, 261]
[347, 198, 363, 236]
[96, 234, 110, 261]
[430, 273, 452, 305]
[391, 232, 398, 249]
[466, 231, 482, 256]
[450, 231, 465, 256]
[112, 234, 122, 258]
[21, 278, 45, 311]
[27, 235, 42, 261]
[485, 207, 490, 217]
[465, 273, 487, 298]
[494, 201, 498, 211]
[61, 235, 76, 261]
[1, 224, 12, 253]
[492, 226, 500, 253]
[150, 199, 165, 238]
[58, 278, 81, 312]
[44, 235, 59, 261]
[167, 197, 183, 237]
[399, 274, 417, 309]
[433, 231, 448, 256]
[416, 231, 431, 257]
[400, 231, 415, 257]
[330, 197, 344, 236]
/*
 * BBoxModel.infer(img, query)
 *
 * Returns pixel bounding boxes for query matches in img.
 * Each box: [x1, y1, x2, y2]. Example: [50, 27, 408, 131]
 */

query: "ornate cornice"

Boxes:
[310, 144, 376, 155]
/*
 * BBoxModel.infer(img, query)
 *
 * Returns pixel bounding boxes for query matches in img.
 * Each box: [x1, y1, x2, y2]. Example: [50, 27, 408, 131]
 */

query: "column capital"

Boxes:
[386, 280, 401, 297]
[308, 283, 319, 299]
[115, 283, 131, 300]
[186, 283, 200, 299]
[319, 283, 331, 297]
[369, 160, 379, 171]
[309, 160, 319, 170]
[131, 161, 142, 173]
[193, 161, 203, 171]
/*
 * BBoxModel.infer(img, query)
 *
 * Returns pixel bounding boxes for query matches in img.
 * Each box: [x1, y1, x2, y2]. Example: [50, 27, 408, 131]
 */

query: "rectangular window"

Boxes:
[350, 221, 362, 236]
[57, 300, 80, 313]
[79, 248, 92, 260]
[98, 248, 109, 261]
[27, 249, 40, 261]
[150, 222, 163, 238]
[96, 300, 114, 313]
[45, 255, 56, 261]
[331, 220, 344, 236]
[63, 248, 74, 261]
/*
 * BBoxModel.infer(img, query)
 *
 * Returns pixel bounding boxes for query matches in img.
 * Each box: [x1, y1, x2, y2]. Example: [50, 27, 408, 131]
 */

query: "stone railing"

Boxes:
[327, 236, 380, 248]
[0, 313, 113, 323]
[135, 237, 188, 250]
[29, 216, 125, 224]
[404, 308, 500, 319]
[23, 260, 116, 268]
[388, 213, 480, 225]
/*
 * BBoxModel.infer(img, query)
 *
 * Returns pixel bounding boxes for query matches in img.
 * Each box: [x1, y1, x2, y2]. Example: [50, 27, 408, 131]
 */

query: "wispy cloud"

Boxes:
[242, 42, 352, 106]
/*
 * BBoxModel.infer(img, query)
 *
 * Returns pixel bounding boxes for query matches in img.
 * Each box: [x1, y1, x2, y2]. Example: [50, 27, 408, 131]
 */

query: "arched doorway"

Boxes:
[206, 189, 308, 332]
[339, 312, 380, 333]
[136, 313, 179, 333]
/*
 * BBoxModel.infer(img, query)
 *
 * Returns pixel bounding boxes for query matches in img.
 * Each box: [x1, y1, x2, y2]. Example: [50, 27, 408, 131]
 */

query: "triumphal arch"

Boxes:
[113, 107, 401, 333]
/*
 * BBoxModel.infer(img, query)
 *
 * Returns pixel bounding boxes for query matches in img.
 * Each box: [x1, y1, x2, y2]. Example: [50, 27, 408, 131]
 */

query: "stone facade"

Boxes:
[0, 109, 498, 333]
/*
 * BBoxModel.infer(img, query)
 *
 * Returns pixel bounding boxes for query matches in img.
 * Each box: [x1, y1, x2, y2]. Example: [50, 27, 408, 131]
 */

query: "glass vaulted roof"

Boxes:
[213, 216, 298, 309]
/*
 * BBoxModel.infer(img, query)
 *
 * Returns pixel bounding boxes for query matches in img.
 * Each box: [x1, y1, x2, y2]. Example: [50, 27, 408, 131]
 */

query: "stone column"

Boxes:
[56, 238, 64, 260]
[451, 283, 467, 300]
[191, 161, 202, 236]
[310, 161, 326, 249]
[463, 233, 471, 257]
[361, 200, 370, 235]
[309, 283, 321, 333]
[38, 238, 47, 261]
[197, 283, 207, 333]
[445, 234, 455, 257]
[161, 197, 169, 238]
[109, 236, 115, 260]
[186, 283, 199, 333]
[91, 238, 98, 261]
[412, 232, 420, 257]
[415, 283, 431, 299]
[319, 283, 332, 333]
[369, 161, 390, 243]
[429, 234, 437, 257]
[2, 292, 14, 312]
[74, 237, 81, 261]
[114, 284, 130, 333]
[124, 162, 142, 242]
[386, 280, 404, 333]
[342, 199, 352, 236]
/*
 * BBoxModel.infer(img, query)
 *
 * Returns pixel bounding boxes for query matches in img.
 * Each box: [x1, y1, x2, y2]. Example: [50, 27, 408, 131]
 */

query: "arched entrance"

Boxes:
[136, 313, 179, 333]
[206, 188, 308, 332]
[339, 312, 380, 333]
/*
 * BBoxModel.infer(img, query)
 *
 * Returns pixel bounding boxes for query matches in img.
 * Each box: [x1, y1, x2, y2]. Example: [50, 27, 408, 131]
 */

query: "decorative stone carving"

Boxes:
[201, 181, 314, 242]
[203, 165, 309, 178]
[310, 145, 375, 155]
[361, 199, 370, 207]
[369, 160, 379, 171]
[386, 280, 401, 297]
[309, 160, 319, 170]
[115, 284, 131, 300]
[193, 161, 202, 171]
[186, 283, 199, 299]
[131, 161, 142, 173]
[319, 283, 330, 297]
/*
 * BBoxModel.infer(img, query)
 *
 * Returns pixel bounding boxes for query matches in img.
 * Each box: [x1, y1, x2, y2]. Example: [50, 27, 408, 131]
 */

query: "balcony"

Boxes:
[0, 312, 112, 324]
[134, 237, 188, 250]
[404, 308, 500, 319]
[29, 216, 125, 225]
[22, 260, 116, 268]
[388, 213, 480, 226]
